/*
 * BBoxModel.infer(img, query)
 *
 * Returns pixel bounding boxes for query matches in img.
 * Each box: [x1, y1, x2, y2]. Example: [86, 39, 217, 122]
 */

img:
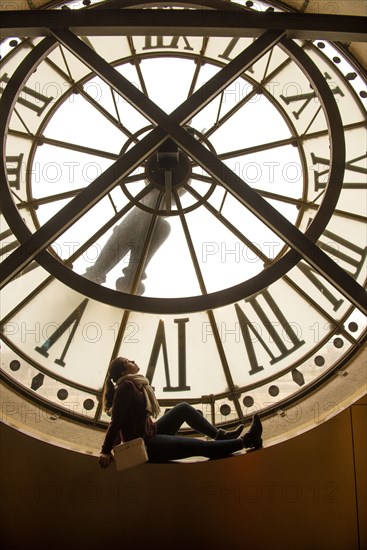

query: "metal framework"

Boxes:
[0, 6, 366, 430]
[0, 11, 366, 316]
[0, 9, 366, 42]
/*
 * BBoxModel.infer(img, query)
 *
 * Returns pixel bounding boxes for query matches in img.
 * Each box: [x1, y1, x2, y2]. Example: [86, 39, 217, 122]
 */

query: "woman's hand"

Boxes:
[99, 453, 114, 468]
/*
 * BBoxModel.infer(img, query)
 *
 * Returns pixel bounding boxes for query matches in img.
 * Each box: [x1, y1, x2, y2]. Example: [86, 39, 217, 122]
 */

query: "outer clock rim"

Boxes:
[0, 32, 345, 314]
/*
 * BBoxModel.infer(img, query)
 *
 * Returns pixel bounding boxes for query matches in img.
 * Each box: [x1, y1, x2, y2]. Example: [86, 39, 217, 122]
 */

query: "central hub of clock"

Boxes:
[145, 138, 192, 189]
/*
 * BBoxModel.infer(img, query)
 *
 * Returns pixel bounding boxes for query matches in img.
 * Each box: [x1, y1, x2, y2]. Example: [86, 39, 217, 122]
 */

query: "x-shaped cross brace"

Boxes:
[0, 28, 366, 314]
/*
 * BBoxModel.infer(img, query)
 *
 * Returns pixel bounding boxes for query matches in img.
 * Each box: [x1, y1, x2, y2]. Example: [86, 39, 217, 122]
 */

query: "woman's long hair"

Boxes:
[102, 357, 126, 414]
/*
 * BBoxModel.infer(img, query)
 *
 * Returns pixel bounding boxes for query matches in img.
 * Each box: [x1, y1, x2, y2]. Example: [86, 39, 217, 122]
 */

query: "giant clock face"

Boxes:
[0, 0, 366, 436]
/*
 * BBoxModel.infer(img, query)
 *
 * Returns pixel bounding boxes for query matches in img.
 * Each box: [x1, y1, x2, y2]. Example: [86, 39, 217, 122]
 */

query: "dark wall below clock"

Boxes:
[1, 396, 366, 550]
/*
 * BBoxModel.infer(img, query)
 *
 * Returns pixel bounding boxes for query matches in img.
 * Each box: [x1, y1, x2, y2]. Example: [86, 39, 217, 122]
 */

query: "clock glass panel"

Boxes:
[0, 0, 366, 432]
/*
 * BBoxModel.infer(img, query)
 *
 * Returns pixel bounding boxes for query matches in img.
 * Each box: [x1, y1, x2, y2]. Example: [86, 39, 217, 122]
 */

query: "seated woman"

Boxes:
[99, 357, 263, 468]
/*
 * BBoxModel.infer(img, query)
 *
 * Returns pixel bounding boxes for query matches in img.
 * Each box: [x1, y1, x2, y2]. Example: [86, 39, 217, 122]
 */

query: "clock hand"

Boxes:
[164, 170, 172, 214]
[156, 138, 179, 214]
[1, 29, 282, 288]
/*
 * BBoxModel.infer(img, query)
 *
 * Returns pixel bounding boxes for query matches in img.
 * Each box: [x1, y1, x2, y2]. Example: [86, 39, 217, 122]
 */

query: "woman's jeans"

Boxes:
[146, 402, 244, 462]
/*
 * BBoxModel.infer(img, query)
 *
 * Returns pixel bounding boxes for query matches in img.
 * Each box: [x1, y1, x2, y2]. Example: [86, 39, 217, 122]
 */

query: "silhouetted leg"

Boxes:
[155, 402, 218, 439]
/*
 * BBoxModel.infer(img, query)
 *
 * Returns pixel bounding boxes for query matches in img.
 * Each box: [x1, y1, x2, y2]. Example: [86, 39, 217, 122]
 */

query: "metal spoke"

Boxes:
[127, 36, 149, 97]
[175, 189, 243, 416]
[187, 37, 209, 98]
[17, 173, 144, 211]
[8, 129, 119, 161]
[191, 172, 307, 208]
[78, 84, 139, 140]
[307, 204, 366, 224]
[261, 44, 274, 81]
[184, 184, 269, 262]
[202, 53, 293, 140]
[218, 136, 298, 160]
[203, 84, 260, 140]
[174, 190, 207, 294]
[12, 108, 32, 134]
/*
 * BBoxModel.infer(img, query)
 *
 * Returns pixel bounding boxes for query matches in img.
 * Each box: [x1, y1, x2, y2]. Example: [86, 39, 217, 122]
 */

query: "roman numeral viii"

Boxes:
[235, 289, 305, 375]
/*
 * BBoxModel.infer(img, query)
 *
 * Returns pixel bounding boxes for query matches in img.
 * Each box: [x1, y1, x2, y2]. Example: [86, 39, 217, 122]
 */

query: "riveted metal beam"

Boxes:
[0, 9, 366, 42]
